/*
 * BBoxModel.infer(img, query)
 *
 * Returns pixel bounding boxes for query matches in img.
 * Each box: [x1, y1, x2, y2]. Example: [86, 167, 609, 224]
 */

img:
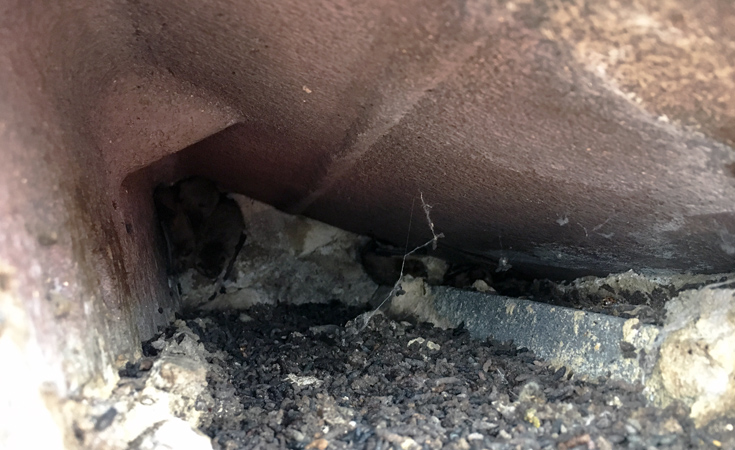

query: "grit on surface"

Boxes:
[153, 302, 734, 450]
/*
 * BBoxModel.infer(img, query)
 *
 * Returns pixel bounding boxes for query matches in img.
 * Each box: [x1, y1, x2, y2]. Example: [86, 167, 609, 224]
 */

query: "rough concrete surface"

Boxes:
[39, 198, 735, 448]
[179, 195, 378, 310]
[69, 321, 221, 450]
[538, 0, 735, 146]
[653, 284, 735, 427]
[435, 287, 660, 384]
[379, 273, 735, 429]
[0, 266, 67, 449]
[76, 300, 735, 449]
[0, 0, 734, 448]
[376, 275, 661, 383]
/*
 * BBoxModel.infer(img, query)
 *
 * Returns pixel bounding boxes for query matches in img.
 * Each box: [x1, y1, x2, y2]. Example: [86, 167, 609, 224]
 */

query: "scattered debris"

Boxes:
[284, 374, 324, 388]
[70, 289, 735, 449]
[525, 270, 734, 326]
[184, 303, 732, 449]
[67, 320, 239, 450]
[64, 189, 734, 450]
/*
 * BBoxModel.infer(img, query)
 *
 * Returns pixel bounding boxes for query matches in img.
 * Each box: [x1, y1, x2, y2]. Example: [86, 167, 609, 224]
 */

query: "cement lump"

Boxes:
[386, 275, 453, 329]
[68, 320, 231, 449]
[131, 418, 212, 450]
[179, 195, 378, 309]
[552, 269, 732, 305]
[654, 284, 735, 427]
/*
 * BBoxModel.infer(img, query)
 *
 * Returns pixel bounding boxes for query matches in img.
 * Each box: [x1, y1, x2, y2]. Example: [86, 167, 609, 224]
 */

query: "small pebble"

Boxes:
[305, 438, 329, 450]
[138, 359, 153, 371]
[596, 415, 612, 429]
[94, 407, 117, 431]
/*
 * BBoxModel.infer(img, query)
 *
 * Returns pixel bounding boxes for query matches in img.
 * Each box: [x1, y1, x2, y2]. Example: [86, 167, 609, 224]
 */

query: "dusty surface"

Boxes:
[78, 302, 733, 449]
[68, 320, 220, 450]
[378, 268, 735, 419]
[156, 195, 735, 437]
[363, 247, 733, 327]
[482, 270, 734, 327]
[3, 5, 735, 447]
[536, 0, 735, 146]
[652, 284, 735, 427]
[178, 195, 377, 311]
